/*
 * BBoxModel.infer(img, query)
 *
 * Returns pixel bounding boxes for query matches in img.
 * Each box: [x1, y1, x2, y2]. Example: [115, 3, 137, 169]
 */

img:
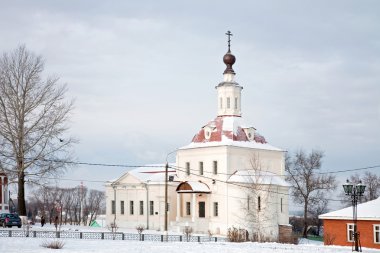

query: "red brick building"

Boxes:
[319, 197, 380, 249]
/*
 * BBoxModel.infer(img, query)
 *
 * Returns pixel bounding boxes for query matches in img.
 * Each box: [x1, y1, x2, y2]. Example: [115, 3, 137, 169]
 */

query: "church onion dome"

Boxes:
[191, 116, 266, 143]
[223, 51, 236, 74]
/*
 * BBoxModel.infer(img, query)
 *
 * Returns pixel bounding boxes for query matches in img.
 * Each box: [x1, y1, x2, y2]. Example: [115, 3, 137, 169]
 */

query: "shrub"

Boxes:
[41, 240, 65, 249]
[324, 232, 336, 245]
[183, 226, 193, 242]
[136, 225, 145, 234]
[227, 226, 247, 242]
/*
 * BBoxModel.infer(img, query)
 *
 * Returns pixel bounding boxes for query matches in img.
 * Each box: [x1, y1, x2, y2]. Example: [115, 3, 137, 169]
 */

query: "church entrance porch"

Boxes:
[174, 181, 211, 233]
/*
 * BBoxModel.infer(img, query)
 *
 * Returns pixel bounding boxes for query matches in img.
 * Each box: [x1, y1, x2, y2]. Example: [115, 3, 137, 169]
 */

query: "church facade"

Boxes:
[105, 35, 290, 241]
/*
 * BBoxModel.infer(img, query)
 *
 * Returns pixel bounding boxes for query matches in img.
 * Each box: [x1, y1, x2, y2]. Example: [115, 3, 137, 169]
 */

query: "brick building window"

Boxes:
[374, 225, 380, 244]
[347, 224, 355, 242]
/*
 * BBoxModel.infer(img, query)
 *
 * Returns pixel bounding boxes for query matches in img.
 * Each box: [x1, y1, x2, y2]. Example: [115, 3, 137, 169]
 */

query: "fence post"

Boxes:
[8, 230, 11, 237]
[180, 235, 182, 242]
[80, 232, 83, 239]
[198, 236, 200, 242]
[56, 231, 60, 238]
[141, 234, 144, 241]
[122, 233, 125, 240]
[215, 237, 217, 242]
[161, 234, 164, 242]
[33, 231, 36, 238]
[101, 232, 104, 239]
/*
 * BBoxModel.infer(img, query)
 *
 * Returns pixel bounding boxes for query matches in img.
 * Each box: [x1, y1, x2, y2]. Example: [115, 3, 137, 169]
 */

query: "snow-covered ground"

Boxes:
[1, 225, 379, 253]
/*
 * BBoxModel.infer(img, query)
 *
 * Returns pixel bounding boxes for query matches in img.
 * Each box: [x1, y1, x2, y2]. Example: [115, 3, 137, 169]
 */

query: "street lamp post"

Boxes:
[343, 180, 366, 252]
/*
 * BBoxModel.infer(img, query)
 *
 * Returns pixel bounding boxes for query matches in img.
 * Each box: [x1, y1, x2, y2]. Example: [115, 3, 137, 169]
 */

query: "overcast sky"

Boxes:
[1, 1, 379, 200]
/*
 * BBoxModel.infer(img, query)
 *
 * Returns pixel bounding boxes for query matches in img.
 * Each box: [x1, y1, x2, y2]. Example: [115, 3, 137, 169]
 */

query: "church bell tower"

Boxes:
[216, 31, 243, 117]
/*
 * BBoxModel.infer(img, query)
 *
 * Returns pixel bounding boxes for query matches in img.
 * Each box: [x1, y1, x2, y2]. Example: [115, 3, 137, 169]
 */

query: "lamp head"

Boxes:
[343, 179, 354, 195]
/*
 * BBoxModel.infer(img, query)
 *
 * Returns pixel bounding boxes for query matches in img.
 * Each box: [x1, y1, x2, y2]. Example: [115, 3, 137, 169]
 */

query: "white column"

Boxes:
[192, 193, 196, 222]
[176, 194, 180, 221]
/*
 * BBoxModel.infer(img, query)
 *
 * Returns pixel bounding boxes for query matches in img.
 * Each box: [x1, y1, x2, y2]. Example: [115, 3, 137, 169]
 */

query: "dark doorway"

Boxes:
[199, 201, 205, 218]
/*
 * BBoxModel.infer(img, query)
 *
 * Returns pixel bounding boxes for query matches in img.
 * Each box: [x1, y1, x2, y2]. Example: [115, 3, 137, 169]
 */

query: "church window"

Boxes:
[186, 202, 191, 215]
[227, 97, 230, 109]
[150, 201, 154, 215]
[213, 161, 218, 175]
[130, 201, 134, 215]
[258, 196, 261, 211]
[186, 162, 190, 176]
[247, 195, 250, 211]
[220, 97, 223, 109]
[120, 201, 125, 215]
[280, 198, 283, 213]
[199, 162, 204, 175]
[213, 202, 219, 217]
[235, 97, 238, 109]
[111, 200, 115, 215]
[140, 201, 144, 215]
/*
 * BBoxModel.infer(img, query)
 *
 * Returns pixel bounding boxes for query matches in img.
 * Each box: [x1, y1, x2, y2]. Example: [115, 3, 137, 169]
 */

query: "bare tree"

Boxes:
[86, 189, 105, 226]
[339, 171, 380, 206]
[0, 46, 75, 216]
[285, 149, 336, 238]
[240, 155, 277, 242]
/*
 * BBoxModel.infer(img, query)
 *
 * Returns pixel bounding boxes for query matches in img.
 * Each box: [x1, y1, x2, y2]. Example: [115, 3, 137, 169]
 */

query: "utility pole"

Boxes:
[164, 162, 168, 237]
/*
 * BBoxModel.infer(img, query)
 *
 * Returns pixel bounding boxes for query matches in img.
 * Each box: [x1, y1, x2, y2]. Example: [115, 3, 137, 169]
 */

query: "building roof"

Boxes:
[227, 170, 290, 187]
[319, 197, 380, 221]
[180, 116, 283, 151]
[107, 164, 177, 184]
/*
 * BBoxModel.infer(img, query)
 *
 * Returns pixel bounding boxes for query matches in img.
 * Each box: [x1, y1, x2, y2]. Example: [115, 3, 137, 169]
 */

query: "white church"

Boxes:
[105, 34, 290, 241]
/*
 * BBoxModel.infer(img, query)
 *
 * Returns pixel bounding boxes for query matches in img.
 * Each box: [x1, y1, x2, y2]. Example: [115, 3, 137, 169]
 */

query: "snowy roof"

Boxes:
[108, 164, 177, 184]
[319, 197, 380, 220]
[176, 181, 211, 193]
[180, 116, 283, 152]
[227, 170, 290, 187]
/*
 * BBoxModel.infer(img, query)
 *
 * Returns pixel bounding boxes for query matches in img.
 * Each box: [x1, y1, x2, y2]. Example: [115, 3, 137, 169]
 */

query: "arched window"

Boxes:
[227, 97, 230, 109]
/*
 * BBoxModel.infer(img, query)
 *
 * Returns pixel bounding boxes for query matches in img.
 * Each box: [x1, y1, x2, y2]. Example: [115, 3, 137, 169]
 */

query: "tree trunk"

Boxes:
[303, 202, 308, 238]
[17, 169, 27, 216]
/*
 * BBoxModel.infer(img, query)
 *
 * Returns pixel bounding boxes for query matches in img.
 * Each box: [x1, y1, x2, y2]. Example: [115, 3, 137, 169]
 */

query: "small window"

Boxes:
[247, 195, 250, 211]
[374, 225, 380, 244]
[213, 161, 218, 175]
[347, 224, 355, 242]
[199, 162, 204, 175]
[140, 201, 144, 215]
[150, 201, 154, 215]
[220, 97, 223, 109]
[186, 202, 191, 216]
[227, 97, 230, 109]
[214, 202, 219, 217]
[130, 201, 134, 215]
[186, 162, 190, 176]
[258, 196, 261, 211]
[234, 97, 238, 109]
[111, 200, 115, 215]
[281, 198, 283, 213]
[120, 201, 125, 215]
